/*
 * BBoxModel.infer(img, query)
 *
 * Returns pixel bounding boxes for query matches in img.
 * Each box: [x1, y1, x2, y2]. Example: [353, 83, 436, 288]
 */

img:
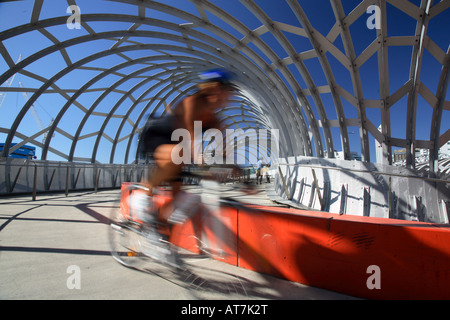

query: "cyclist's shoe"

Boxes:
[130, 192, 156, 224]
[168, 192, 201, 224]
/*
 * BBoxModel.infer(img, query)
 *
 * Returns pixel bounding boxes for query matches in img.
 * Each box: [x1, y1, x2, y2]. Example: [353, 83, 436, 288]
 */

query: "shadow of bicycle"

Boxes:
[129, 251, 357, 300]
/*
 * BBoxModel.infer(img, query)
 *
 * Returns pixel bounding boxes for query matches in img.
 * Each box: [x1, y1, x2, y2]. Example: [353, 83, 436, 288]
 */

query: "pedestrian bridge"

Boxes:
[0, 0, 449, 300]
[0, 0, 449, 222]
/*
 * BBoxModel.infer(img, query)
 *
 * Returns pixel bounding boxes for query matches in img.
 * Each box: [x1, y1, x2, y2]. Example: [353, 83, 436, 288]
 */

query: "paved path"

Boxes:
[0, 187, 358, 300]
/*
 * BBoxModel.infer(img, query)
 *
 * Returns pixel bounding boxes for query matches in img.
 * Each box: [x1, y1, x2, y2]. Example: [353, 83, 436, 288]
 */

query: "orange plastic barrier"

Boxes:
[120, 183, 450, 299]
[237, 206, 450, 299]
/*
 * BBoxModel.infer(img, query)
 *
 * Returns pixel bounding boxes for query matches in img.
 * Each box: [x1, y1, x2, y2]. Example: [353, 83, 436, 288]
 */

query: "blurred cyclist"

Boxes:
[139, 69, 235, 223]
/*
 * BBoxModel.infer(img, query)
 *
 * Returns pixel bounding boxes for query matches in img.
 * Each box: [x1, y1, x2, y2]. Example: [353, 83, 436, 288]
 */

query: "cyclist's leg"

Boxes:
[158, 180, 182, 224]
[144, 144, 181, 193]
[146, 144, 183, 225]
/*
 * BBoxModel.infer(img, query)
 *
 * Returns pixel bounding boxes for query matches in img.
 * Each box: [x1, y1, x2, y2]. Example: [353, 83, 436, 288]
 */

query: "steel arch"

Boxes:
[0, 0, 448, 176]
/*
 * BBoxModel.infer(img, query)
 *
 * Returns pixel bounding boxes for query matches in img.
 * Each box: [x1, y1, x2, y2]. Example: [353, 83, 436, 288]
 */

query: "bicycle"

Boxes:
[108, 166, 257, 295]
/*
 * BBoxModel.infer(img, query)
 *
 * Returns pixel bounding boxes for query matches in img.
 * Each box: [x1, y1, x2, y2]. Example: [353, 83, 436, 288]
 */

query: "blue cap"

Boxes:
[199, 68, 234, 86]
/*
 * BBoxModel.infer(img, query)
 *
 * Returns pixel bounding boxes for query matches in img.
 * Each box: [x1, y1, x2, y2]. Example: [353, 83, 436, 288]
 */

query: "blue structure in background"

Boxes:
[0, 143, 35, 159]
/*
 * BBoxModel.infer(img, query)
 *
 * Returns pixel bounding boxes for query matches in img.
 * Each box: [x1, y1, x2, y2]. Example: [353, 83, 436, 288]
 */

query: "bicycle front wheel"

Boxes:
[109, 198, 144, 268]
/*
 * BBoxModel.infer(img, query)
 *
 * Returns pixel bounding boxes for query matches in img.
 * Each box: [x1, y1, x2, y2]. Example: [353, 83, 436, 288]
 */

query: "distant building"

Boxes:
[392, 145, 449, 166]
[325, 150, 361, 161]
[440, 141, 450, 158]
[325, 138, 450, 165]
[393, 148, 406, 163]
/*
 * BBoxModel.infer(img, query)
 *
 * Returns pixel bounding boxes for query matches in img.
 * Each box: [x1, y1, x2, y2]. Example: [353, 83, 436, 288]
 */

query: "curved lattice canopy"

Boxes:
[0, 0, 449, 170]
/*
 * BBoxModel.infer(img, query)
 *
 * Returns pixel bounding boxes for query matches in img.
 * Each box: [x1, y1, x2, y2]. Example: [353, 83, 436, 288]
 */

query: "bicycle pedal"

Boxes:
[126, 251, 139, 257]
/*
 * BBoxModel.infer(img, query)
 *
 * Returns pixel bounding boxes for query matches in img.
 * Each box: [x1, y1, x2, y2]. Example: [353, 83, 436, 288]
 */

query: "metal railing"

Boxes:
[278, 162, 450, 184]
[275, 158, 449, 223]
[0, 158, 150, 200]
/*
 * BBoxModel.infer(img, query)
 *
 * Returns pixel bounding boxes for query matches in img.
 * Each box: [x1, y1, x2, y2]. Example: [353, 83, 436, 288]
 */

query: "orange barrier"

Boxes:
[237, 206, 450, 299]
[120, 183, 450, 299]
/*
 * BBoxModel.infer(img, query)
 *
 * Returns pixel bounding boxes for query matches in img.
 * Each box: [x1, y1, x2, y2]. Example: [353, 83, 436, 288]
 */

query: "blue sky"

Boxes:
[0, 0, 449, 163]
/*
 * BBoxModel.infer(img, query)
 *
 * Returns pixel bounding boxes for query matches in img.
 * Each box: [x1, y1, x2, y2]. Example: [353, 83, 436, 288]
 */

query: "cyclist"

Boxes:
[139, 69, 235, 224]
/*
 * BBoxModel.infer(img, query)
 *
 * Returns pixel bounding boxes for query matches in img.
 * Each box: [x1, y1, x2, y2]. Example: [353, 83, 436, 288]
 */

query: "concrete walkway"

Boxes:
[0, 188, 358, 300]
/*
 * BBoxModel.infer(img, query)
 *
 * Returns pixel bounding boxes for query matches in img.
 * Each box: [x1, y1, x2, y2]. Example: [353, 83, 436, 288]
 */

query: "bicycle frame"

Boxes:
[118, 177, 251, 264]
